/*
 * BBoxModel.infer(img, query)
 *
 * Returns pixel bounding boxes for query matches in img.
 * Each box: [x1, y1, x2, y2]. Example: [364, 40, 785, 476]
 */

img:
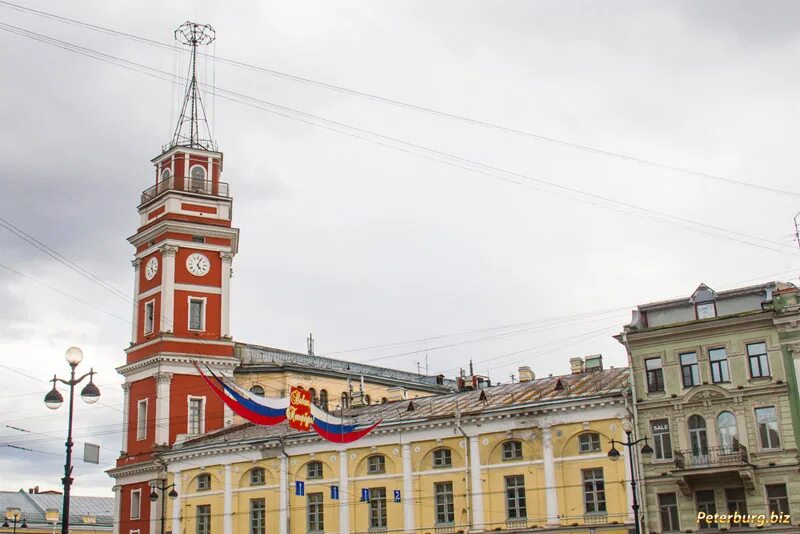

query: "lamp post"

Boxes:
[149, 480, 178, 534]
[43, 347, 101, 534]
[2, 509, 27, 533]
[608, 419, 653, 534]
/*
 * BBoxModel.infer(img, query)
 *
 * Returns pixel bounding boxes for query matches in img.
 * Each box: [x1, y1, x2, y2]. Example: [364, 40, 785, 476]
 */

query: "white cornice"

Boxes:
[118, 352, 239, 378]
[129, 221, 239, 254]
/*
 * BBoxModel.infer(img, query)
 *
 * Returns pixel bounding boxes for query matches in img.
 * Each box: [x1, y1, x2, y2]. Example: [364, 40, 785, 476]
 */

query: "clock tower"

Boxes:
[109, 22, 239, 534]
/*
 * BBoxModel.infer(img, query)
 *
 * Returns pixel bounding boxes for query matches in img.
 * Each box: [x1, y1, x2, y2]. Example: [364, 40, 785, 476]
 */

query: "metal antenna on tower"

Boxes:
[171, 21, 217, 151]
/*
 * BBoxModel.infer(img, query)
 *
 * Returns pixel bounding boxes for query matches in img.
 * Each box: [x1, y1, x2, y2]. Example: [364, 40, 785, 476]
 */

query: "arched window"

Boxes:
[341, 392, 349, 409]
[365, 395, 371, 405]
[158, 168, 172, 193]
[717, 412, 738, 451]
[189, 165, 206, 192]
[381, 397, 388, 404]
[249, 385, 265, 397]
[161, 168, 171, 182]
[319, 390, 328, 411]
[688, 415, 709, 461]
[309, 387, 318, 406]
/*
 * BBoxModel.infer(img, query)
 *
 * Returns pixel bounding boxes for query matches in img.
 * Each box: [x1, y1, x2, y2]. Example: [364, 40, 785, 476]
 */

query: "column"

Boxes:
[171, 471, 182, 534]
[224, 464, 233, 534]
[622, 440, 635, 523]
[339, 449, 350, 534]
[149, 482, 159, 534]
[542, 427, 559, 525]
[469, 436, 485, 530]
[402, 443, 414, 533]
[279, 454, 288, 534]
[154, 372, 172, 445]
[120, 383, 130, 454]
[160, 245, 178, 333]
[112, 486, 121, 534]
[131, 259, 141, 343]
[220, 252, 233, 338]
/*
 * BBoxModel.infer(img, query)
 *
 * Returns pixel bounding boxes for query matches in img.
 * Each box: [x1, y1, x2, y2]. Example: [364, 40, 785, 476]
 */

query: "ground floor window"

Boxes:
[658, 493, 680, 532]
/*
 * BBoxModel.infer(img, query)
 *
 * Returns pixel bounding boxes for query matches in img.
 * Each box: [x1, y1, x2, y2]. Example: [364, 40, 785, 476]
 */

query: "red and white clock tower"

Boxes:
[108, 22, 239, 534]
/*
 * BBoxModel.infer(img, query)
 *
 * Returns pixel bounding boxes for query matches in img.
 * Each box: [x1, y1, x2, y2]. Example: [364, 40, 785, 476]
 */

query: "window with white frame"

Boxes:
[250, 498, 265, 534]
[188, 298, 205, 331]
[434, 481, 455, 525]
[582, 468, 607, 514]
[136, 399, 147, 440]
[307, 461, 323, 479]
[680, 352, 700, 387]
[747, 342, 771, 378]
[130, 489, 141, 520]
[367, 455, 385, 474]
[196, 504, 211, 534]
[505, 475, 527, 520]
[502, 440, 523, 461]
[432, 448, 452, 467]
[144, 300, 155, 335]
[708, 347, 730, 383]
[767, 484, 790, 516]
[188, 397, 205, 435]
[658, 493, 679, 532]
[307, 492, 324, 533]
[755, 406, 781, 449]
[578, 433, 601, 453]
[651, 419, 673, 460]
[250, 467, 265, 486]
[196, 473, 211, 491]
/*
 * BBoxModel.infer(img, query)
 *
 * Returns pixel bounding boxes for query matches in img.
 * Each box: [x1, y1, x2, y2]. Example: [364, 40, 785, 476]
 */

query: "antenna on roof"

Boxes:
[170, 21, 217, 151]
[307, 333, 315, 356]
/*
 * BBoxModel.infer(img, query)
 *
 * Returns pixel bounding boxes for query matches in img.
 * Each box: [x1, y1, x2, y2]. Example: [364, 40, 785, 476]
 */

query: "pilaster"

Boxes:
[154, 372, 172, 445]
[402, 442, 414, 533]
[339, 449, 350, 534]
[220, 252, 233, 338]
[131, 259, 141, 343]
[160, 244, 178, 333]
[542, 426, 559, 525]
[469, 435, 484, 530]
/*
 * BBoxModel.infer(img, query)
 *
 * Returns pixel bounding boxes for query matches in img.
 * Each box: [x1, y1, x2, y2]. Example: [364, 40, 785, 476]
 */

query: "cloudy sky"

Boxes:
[2, 0, 800, 497]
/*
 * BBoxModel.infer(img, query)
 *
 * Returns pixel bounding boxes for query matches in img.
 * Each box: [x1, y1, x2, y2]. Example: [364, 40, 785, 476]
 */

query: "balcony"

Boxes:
[140, 176, 230, 205]
[672, 445, 754, 495]
[673, 444, 749, 470]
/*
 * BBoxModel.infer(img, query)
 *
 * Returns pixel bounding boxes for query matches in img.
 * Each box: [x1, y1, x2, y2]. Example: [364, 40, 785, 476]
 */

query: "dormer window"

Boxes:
[695, 302, 716, 320]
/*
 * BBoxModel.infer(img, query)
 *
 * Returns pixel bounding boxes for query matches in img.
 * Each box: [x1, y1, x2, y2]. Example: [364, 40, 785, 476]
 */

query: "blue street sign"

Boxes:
[361, 488, 370, 502]
[295, 481, 305, 496]
[393, 490, 401, 503]
[330, 485, 339, 500]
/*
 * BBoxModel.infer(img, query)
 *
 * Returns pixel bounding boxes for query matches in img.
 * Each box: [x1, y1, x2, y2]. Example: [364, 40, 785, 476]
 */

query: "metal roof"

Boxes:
[236, 343, 457, 390]
[179, 367, 629, 449]
[0, 490, 113, 528]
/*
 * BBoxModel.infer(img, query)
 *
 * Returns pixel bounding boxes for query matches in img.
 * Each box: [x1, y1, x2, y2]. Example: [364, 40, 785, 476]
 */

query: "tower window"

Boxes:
[191, 235, 205, 243]
[189, 165, 207, 192]
[188, 397, 205, 435]
[143, 300, 155, 335]
[136, 398, 148, 440]
[188, 298, 206, 331]
[130, 489, 141, 520]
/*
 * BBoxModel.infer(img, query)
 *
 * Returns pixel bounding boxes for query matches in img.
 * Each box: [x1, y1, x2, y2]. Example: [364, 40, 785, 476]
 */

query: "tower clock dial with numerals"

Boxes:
[144, 257, 159, 280]
[186, 252, 211, 277]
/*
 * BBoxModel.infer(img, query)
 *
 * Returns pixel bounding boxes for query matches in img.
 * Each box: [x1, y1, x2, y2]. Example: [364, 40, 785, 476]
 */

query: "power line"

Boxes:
[0, 0, 797, 199]
[0, 22, 792, 257]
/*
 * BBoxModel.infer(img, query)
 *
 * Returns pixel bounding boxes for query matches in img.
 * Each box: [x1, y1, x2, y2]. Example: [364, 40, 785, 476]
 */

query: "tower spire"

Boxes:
[171, 21, 216, 151]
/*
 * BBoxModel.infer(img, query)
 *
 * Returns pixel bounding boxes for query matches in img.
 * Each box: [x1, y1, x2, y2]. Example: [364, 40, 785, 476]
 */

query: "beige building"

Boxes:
[617, 282, 800, 533]
[150, 363, 638, 534]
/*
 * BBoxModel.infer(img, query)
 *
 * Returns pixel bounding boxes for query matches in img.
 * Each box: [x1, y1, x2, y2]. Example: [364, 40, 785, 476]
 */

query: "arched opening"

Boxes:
[249, 385, 265, 397]
[319, 390, 328, 411]
[189, 165, 206, 192]
[309, 387, 318, 406]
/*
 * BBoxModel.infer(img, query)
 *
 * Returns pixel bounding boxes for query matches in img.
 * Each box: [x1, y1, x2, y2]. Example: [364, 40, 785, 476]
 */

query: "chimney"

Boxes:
[518, 366, 535, 382]
[569, 357, 585, 374]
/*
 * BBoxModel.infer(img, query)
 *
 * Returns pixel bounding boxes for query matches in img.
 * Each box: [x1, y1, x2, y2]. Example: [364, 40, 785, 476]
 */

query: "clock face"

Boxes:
[186, 253, 211, 277]
[144, 257, 159, 280]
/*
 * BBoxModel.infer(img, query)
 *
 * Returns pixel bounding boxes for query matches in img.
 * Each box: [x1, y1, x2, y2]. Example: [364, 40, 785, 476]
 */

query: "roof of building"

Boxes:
[235, 342, 458, 391]
[635, 282, 782, 312]
[0, 490, 113, 528]
[177, 367, 629, 450]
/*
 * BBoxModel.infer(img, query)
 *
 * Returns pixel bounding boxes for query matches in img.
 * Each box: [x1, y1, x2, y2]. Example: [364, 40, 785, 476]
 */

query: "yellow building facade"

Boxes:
[148, 365, 637, 534]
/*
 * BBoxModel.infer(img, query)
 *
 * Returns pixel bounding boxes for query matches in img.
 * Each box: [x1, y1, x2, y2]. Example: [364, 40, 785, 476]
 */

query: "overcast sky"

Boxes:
[2, 0, 800, 497]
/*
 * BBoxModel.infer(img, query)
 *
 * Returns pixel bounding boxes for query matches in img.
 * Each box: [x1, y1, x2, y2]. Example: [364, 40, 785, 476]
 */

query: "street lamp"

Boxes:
[43, 346, 101, 534]
[608, 419, 652, 534]
[2, 509, 28, 533]
[149, 479, 178, 534]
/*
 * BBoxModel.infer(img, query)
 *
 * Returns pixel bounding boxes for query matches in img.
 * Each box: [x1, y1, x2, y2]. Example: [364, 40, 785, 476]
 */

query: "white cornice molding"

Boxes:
[118, 352, 239, 378]
[129, 222, 239, 253]
[626, 312, 775, 347]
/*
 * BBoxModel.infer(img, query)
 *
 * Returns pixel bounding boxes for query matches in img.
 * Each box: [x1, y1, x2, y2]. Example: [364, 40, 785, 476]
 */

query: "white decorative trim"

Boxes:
[176, 283, 221, 295]
[136, 398, 148, 441]
[187, 296, 208, 332]
[130, 489, 142, 520]
[187, 395, 207, 436]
